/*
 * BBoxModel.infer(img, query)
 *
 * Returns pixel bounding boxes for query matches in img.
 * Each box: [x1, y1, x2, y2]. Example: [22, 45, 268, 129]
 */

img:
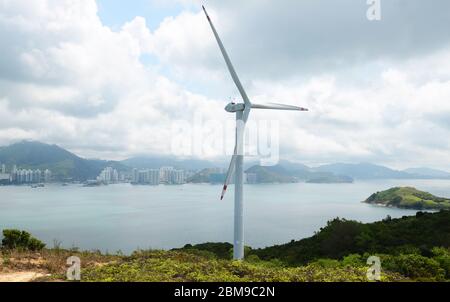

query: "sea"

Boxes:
[0, 179, 449, 254]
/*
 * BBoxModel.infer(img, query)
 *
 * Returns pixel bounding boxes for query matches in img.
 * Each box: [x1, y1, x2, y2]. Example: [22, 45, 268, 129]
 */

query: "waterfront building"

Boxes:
[97, 167, 119, 184]
[170, 169, 185, 185]
[160, 167, 174, 183]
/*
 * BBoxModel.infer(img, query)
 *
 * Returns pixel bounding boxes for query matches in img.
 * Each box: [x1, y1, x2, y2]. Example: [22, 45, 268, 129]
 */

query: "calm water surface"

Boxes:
[0, 180, 449, 254]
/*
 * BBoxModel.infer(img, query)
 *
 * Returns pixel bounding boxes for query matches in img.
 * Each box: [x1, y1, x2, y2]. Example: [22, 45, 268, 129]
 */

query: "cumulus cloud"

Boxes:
[0, 0, 226, 159]
[152, 0, 450, 80]
[0, 0, 449, 170]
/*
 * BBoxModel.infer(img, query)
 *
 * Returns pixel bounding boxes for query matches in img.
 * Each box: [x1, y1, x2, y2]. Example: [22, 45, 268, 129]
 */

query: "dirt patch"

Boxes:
[0, 271, 48, 282]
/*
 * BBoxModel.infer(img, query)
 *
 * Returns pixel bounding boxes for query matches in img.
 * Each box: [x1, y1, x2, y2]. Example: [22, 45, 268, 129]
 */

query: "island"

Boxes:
[364, 187, 450, 210]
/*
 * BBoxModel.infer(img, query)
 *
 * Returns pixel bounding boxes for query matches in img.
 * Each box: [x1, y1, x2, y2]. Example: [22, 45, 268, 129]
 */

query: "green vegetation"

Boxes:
[248, 211, 450, 265]
[365, 187, 450, 210]
[176, 243, 234, 259]
[1, 230, 45, 251]
[178, 211, 450, 281]
[0, 247, 408, 282]
[80, 250, 407, 282]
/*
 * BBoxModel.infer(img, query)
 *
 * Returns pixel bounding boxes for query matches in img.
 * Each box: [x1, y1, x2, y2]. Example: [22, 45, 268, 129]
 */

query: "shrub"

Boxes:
[342, 254, 364, 267]
[1, 229, 46, 251]
[432, 247, 450, 279]
[383, 254, 445, 281]
[312, 258, 341, 268]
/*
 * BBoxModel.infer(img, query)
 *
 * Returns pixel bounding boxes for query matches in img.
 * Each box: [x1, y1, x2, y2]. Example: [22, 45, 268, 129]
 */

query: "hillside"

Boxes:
[250, 211, 450, 267]
[188, 168, 226, 184]
[182, 211, 450, 271]
[245, 165, 354, 184]
[0, 141, 127, 181]
[365, 187, 450, 210]
[245, 165, 297, 183]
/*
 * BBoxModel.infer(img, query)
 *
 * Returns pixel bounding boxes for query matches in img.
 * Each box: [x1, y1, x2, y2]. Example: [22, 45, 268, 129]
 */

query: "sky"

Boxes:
[0, 0, 450, 170]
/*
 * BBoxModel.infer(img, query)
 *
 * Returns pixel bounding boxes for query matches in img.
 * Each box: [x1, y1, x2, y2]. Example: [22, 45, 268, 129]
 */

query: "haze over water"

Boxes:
[1, 180, 449, 254]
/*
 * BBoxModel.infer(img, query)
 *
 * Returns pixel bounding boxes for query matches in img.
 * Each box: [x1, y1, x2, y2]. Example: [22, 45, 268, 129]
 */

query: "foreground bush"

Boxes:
[431, 247, 450, 279]
[380, 253, 446, 281]
[1, 229, 46, 251]
[80, 250, 407, 282]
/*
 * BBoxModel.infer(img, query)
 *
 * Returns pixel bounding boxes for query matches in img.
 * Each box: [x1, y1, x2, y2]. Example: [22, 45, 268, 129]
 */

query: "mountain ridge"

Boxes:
[0, 141, 127, 181]
[1, 141, 450, 181]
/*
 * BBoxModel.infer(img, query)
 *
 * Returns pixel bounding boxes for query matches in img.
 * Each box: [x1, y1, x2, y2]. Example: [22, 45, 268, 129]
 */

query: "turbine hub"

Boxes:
[225, 102, 245, 113]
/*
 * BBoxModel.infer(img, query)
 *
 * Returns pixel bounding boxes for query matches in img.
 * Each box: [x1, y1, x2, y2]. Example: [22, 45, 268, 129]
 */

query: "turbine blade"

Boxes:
[252, 103, 309, 111]
[221, 151, 237, 200]
[202, 6, 251, 107]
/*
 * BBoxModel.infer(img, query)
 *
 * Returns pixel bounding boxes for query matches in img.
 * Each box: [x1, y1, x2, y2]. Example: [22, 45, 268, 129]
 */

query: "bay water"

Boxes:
[0, 179, 449, 254]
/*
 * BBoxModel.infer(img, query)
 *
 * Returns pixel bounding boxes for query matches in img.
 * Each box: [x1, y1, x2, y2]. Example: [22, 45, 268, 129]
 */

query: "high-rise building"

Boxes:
[137, 170, 148, 184]
[149, 169, 160, 185]
[160, 167, 174, 183]
[44, 169, 52, 183]
[131, 168, 139, 184]
[26, 169, 32, 183]
[170, 170, 185, 185]
[97, 167, 119, 184]
[0, 162, 9, 184]
[33, 169, 42, 183]
[132, 169, 160, 185]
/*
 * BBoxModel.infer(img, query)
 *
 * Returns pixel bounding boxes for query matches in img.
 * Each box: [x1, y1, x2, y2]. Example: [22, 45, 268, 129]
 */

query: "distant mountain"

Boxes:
[2, 141, 449, 183]
[121, 156, 218, 171]
[246, 165, 297, 183]
[278, 160, 311, 172]
[245, 164, 354, 184]
[315, 163, 413, 180]
[187, 168, 226, 184]
[403, 168, 450, 179]
[0, 141, 127, 181]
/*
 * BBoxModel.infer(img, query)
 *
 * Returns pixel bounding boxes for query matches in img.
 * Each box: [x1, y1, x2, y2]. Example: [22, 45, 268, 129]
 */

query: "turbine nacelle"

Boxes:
[225, 102, 246, 113]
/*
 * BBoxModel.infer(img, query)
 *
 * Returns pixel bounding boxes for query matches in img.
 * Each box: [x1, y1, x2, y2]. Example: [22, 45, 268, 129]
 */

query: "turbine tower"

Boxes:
[202, 6, 308, 260]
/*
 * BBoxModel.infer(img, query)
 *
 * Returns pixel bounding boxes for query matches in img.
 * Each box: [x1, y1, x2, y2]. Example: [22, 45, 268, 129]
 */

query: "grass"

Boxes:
[0, 248, 408, 282]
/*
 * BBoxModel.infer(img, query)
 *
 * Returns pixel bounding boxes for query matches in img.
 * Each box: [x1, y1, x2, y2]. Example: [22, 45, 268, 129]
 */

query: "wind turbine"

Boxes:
[202, 6, 308, 260]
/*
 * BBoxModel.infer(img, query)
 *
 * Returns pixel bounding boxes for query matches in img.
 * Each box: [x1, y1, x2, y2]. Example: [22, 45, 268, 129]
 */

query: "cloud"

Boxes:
[0, 0, 449, 170]
[0, 0, 225, 159]
[151, 0, 450, 80]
